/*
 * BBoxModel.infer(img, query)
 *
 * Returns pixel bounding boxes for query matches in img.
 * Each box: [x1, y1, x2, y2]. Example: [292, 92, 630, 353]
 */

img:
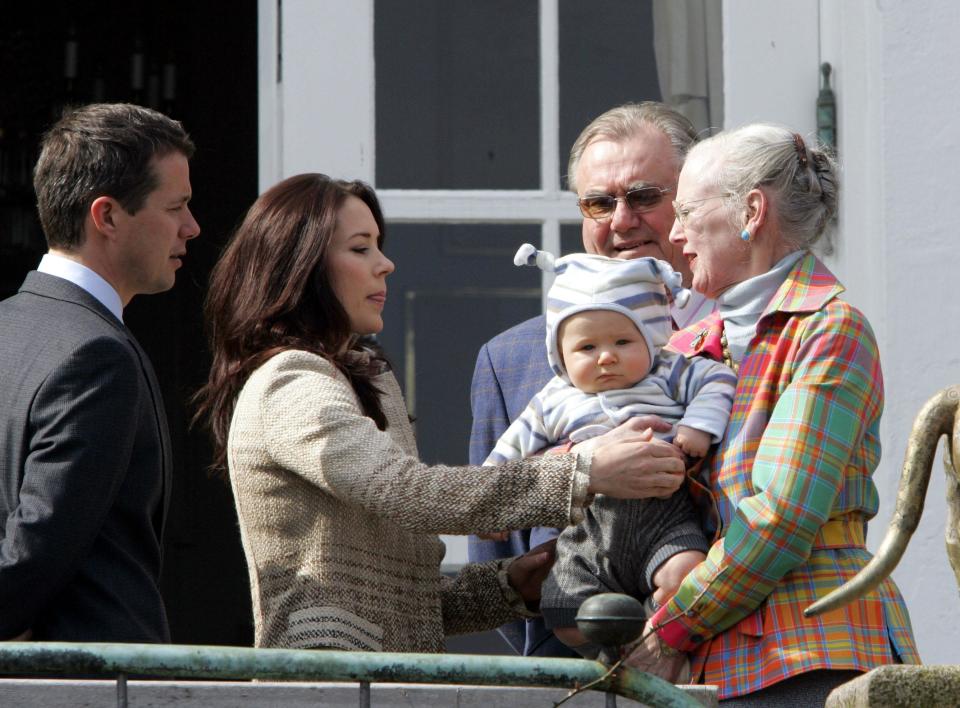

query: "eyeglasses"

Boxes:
[577, 185, 673, 222]
[671, 194, 732, 228]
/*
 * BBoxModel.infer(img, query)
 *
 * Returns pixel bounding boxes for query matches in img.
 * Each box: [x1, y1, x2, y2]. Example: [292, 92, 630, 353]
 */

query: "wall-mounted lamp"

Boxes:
[817, 62, 837, 154]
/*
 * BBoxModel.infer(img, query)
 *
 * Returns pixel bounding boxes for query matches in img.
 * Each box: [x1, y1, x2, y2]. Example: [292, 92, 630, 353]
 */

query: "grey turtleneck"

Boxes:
[717, 251, 805, 364]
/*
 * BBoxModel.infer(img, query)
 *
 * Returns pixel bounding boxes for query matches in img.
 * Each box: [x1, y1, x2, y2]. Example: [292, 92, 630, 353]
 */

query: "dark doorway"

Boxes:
[1, 3, 258, 645]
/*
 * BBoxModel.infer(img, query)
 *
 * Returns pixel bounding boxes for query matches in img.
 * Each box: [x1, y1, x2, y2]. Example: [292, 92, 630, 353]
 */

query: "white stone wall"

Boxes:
[725, 0, 960, 665]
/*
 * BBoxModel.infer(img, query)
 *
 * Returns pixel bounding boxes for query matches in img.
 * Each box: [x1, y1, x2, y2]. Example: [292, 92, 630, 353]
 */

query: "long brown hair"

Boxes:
[194, 173, 389, 473]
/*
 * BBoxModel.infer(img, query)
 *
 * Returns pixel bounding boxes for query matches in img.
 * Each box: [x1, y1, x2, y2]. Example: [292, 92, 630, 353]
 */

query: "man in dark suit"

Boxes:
[0, 103, 200, 642]
[468, 102, 715, 656]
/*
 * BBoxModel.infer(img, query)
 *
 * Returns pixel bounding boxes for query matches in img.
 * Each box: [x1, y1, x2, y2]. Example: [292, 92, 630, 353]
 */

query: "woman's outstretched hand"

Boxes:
[585, 418, 685, 499]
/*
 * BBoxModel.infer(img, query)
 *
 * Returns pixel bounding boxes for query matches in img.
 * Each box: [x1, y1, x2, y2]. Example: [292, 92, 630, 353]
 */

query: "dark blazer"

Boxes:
[0, 271, 172, 642]
[467, 314, 574, 657]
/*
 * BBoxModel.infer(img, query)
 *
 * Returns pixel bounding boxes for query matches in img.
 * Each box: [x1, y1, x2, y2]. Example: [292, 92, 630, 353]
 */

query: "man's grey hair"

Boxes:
[567, 102, 698, 192]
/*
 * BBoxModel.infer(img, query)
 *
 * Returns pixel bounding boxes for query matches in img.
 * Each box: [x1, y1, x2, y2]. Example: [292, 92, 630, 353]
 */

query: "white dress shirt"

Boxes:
[37, 253, 124, 323]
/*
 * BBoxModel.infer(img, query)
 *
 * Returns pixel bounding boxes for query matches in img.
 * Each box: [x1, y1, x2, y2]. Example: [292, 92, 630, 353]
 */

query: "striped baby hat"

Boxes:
[514, 243, 689, 381]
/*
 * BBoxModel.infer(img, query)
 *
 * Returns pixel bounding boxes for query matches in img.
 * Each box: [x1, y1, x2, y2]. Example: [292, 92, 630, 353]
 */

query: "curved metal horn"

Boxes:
[804, 386, 960, 617]
[944, 395, 960, 587]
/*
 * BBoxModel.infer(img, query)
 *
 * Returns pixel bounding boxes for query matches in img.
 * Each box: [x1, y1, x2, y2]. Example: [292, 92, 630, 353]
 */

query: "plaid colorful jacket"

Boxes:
[651, 253, 920, 699]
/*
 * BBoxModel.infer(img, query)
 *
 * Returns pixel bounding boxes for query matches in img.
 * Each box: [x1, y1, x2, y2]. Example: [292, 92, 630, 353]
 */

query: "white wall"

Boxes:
[722, 0, 820, 135]
[867, 0, 960, 665]
[725, 0, 960, 665]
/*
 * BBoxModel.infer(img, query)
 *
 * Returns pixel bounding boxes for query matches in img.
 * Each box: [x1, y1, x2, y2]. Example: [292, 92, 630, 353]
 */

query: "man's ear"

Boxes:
[89, 196, 122, 238]
[743, 188, 768, 237]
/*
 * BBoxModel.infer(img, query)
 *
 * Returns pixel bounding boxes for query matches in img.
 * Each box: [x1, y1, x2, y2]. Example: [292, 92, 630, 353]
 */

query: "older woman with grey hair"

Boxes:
[626, 124, 920, 705]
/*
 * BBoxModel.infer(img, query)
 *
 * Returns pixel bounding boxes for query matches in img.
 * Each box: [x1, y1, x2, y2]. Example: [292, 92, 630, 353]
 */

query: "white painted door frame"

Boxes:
[258, 0, 580, 300]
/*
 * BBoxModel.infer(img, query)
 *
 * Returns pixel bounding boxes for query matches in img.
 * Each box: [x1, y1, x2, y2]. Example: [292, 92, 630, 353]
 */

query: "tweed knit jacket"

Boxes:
[227, 349, 592, 653]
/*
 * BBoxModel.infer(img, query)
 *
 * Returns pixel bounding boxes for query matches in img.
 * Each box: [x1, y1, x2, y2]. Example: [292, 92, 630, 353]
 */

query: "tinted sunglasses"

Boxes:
[577, 185, 673, 222]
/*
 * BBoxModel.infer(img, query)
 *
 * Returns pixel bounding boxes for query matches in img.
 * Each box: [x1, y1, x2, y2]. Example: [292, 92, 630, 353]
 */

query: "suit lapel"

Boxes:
[124, 334, 172, 540]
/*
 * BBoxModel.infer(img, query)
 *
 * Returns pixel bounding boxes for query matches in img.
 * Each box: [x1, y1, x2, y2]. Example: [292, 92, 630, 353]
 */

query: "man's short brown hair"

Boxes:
[33, 103, 195, 250]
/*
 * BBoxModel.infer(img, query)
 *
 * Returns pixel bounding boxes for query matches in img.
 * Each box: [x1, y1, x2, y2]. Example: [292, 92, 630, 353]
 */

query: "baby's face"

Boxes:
[558, 310, 651, 393]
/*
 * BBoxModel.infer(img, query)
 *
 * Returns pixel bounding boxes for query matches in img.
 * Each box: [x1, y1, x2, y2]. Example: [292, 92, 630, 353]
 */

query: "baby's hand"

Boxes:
[674, 425, 711, 458]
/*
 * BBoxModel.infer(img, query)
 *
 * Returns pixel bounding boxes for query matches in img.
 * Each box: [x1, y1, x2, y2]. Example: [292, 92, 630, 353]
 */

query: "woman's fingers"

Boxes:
[641, 437, 686, 458]
[622, 415, 674, 434]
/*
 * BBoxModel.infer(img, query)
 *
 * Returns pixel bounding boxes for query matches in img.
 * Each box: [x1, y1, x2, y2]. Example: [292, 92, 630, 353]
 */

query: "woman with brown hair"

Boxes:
[195, 173, 689, 653]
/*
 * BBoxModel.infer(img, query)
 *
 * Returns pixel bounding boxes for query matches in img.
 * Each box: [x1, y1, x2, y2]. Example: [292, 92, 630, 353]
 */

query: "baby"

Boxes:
[485, 244, 737, 657]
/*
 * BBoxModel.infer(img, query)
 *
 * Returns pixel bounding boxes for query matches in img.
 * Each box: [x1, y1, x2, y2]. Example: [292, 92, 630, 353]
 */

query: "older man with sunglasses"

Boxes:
[468, 102, 714, 658]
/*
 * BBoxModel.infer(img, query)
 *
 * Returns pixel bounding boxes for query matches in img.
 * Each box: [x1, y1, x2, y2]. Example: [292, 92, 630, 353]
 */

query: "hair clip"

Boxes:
[793, 133, 809, 170]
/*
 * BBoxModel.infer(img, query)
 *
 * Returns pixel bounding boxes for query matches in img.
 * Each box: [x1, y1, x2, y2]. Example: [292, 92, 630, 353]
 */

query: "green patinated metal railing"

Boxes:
[0, 642, 700, 707]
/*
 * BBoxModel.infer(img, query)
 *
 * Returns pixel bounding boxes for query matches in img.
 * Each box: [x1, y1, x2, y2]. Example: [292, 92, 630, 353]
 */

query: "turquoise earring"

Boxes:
[740, 229, 751, 242]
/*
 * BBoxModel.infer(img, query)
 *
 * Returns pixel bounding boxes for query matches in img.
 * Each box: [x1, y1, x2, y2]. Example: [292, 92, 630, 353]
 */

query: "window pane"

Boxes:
[375, 0, 539, 189]
[561, 223, 583, 255]
[378, 224, 542, 465]
[558, 0, 660, 191]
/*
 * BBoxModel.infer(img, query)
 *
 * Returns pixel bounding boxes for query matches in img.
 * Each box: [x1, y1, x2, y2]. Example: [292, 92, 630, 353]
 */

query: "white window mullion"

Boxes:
[540, 219, 560, 310]
[540, 0, 561, 303]
[540, 0, 560, 196]
[378, 190, 579, 223]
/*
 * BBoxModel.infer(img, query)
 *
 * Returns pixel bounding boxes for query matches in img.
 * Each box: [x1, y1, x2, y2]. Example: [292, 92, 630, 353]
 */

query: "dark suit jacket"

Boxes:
[0, 271, 172, 642]
[467, 314, 574, 657]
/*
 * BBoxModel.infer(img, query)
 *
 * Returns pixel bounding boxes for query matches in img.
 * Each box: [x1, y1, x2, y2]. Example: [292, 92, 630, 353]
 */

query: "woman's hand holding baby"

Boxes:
[570, 415, 673, 455]
[586, 420, 685, 499]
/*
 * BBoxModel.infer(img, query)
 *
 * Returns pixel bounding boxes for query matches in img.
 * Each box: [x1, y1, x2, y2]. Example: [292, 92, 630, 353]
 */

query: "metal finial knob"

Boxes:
[575, 593, 646, 650]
